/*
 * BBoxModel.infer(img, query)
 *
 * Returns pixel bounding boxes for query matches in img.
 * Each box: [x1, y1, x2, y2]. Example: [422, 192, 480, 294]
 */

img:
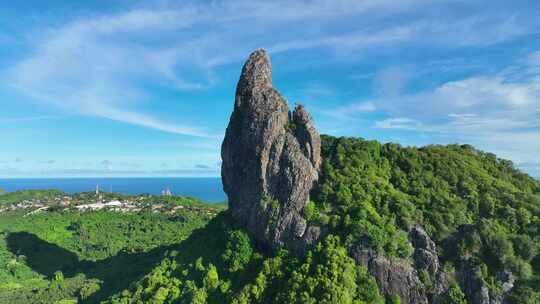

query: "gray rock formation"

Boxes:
[459, 260, 493, 304]
[350, 225, 448, 304]
[410, 225, 449, 299]
[221, 49, 451, 303]
[350, 246, 429, 304]
[459, 259, 515, 304]
[221, 49, 322, 253]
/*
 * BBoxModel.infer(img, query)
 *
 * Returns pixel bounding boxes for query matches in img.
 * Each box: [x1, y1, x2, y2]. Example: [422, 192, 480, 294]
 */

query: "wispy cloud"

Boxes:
[352, 51, 540, 172]
[0, 166, 220, 178]
[322, 102, 376, 120]
[6, 8, 212, 137]
[195, 164, 213, 169]
[375, 117, 422, 130]
[0, 116, 64, 124]
[4, 0, 538, 139]
[372, 51, 540, 132]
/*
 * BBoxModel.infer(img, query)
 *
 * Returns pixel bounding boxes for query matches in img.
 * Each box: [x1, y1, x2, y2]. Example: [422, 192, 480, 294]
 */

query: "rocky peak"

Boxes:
[235, 49, 272, 98]
[221, 49, 321, 253]
[292, 105, 322, 170]
[221, 50, 454, 302]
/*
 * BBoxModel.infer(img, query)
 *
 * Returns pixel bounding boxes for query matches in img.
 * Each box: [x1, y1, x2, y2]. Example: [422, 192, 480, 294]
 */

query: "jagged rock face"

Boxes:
[410, 225, 449, 301]
[411, 225, 441, 278]
[350, 246, 429, 304]
[221, 50, 451, 302]
[221, 49, 321, 253]
[459, 259, 515, 304]
[459, 260, 493, 304]
[350, 225, 448, 304]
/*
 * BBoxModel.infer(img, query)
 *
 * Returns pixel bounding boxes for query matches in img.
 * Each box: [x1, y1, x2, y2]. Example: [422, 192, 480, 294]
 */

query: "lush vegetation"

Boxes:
[0, 191, 224, 303]
[309, 136, 540, 301]
[90, 136, 540, 303]
[1, 135, 539, 303]
[106, 213, 384, 304]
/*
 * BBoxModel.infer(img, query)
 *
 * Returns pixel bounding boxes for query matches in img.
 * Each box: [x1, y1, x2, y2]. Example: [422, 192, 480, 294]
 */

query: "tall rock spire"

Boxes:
[221, 49, 322, 253]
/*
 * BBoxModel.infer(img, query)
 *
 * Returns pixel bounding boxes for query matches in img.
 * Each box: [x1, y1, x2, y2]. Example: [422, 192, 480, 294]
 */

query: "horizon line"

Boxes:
[0, 176, 222, 179]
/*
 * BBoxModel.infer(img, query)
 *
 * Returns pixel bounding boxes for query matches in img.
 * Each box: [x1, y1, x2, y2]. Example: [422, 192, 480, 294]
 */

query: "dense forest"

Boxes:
[1, 135, 539, 303]
[310, 136, 540, 302]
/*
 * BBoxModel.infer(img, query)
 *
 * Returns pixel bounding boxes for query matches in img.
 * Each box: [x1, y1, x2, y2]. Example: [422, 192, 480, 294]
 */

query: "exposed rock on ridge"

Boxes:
[221, 49, 322, 253]
[459, 258, 515, 304]
[350, 225, 448, 304]
[350, 245, 428, 304]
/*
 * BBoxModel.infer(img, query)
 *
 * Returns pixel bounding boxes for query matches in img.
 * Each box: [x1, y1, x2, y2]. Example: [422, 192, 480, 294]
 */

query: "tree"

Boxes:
[387, 295, 401, 304]
[204, 264, 219, 290]
[441, 284, 467, 304]
[277, 235, 384, 304]
[221, 230, 253, 272]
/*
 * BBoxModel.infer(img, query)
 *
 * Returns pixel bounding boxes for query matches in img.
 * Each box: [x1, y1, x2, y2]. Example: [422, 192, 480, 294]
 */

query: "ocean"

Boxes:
[0, 177, 226, 203]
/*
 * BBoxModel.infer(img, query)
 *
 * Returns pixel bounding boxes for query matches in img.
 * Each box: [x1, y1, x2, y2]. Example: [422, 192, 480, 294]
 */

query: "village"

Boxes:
[0, 185, 223, 218]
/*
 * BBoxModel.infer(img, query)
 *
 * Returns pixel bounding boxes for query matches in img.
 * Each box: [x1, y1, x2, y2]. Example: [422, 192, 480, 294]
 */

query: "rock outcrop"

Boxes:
[459, 259, 515, 304]
[459, 260, 494, 304]
[221, 49, 322, 253]
[221, 49, 451, 303]
[350, 225, 448, 304]
[350, 246, 429, 304]
[410, 225, 449, 299]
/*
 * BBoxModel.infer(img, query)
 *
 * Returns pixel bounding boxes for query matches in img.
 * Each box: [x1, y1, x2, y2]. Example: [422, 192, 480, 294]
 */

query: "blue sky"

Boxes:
[1, 0, 540, 178]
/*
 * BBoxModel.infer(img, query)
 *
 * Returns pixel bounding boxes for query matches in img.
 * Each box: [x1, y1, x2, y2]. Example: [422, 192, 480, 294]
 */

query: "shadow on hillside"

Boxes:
[6, 231, 177, 303]
[6, 213, 233, 303]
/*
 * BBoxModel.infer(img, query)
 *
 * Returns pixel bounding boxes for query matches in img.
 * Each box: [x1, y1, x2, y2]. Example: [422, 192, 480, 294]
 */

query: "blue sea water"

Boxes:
[0, 177, 226, 203]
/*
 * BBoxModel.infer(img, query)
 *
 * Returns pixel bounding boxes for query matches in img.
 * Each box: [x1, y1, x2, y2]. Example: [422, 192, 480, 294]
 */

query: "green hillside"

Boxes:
[0, 193, 224, 303]
[0, 135, 539, 303]
[311, 136, 540, 302]
[0, 189, 66, 206]
[104, 136, 539, 303]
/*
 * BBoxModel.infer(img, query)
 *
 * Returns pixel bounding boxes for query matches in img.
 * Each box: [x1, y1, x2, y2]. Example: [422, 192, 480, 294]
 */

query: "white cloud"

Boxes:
[373, 80, 539, 123]
[373, 52, 540, 130]
[375, 117, 422, 130]
[3, 0, 538, 138]
[374, 66, 410, 97]
[96, 106, 211, 137]
[322, 101, 376, 120]
[357, 51, 540, 175]
[6, 8, 213, 137]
